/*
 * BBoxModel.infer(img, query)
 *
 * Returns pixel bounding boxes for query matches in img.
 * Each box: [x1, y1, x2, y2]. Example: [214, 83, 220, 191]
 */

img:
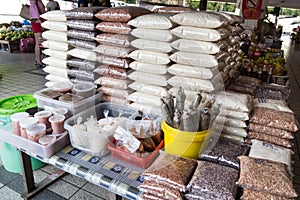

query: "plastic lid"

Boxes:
[52, 108, 68, 115]
[26, 123, 46, 136]
[10, 112, 29, 122]
[19, 117, 39, 128]
[73, 82, 95, 92]
[0, 94, 37, 116]
[49, 114, 65, 123]
[50, 81, 73, 93]
[38, 135, 56, 145]
[34, 110, 52, 119]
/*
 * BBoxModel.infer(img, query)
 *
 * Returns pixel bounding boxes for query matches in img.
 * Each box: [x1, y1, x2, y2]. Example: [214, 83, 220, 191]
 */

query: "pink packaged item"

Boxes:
[34, 110, 52, 129]
[26, 123, 47, 143]
[19, 37, 35, 53]
[11, 112, 29, 135]
[20, 117, 39, 139]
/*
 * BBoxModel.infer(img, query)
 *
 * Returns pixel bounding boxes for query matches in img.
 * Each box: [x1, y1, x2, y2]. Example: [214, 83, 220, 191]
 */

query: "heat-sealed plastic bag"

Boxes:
[153, 6, 195, 13]
[169, 51, 220, 67]
[140, 180, 183, 199]
[128, 71, 169, 87]
[129, 61, 168, 75]
[96, 22, 131, 34]
[68, 48, 97, 61]
[129, 50, 170, 65]
[66, 20, 97, 31]
[249, 139, 293, 176]
[170, 11, 228, 28]
[128, 92, 162, 107]
[215, 116, 247, 128]
[171, 26, 230, 42]
[95, 6, 151, 22]
[94, 65, 128, 79]
[219, 109, 249, 121]
[97, 55, 131, 68]
[67, 29, 97, 41]
[199, 138, 248, 169]
[237, 156, 297, 198]
[66, 7, 105, 19]
[128, 13, 175, 29]
[43, 49, 70, 60]
[67, 58, 97, 70]
[250, 107, 298, 132]
[129, 82, 168, 97]
[94, 76, 129, 89]
[130, 28, 175, 42]
[131, 39, 173, 53]
[101, 95, 128, 105]
[41, 21, 67, 31]
[68, 39, 97, 50]
[40, 10, 67, 21]
[95, 33, 132, 47]
[167, 64, 218, 79]
[241, 188, 290, 200]
[143, 152, 197, 192]
[94, 44, 133, 58]
[252, 98, 293, 113]
[99, 86, 132, 98]
[248, 123, 293, 139]
[186, 160, 238, 200]
[247, 131, 292, 148]
[171, 39, 226, 54]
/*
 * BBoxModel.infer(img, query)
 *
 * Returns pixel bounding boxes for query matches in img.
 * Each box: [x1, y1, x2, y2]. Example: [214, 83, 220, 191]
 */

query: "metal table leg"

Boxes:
[19, 150, 67, 199]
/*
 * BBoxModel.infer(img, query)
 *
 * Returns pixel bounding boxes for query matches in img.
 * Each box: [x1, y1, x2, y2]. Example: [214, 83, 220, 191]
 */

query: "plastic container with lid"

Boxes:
[49, 114, 65, 135]
[52, 108, 68, 116]
[50, 81, 73, 93]
[38, 135, 56, 146]
[26, 123, 46, 142]
[20, 117, 39, 139]
[10, 112, 29, 135]
[72, 82, 95, 98]
[34, 110, 52, 129]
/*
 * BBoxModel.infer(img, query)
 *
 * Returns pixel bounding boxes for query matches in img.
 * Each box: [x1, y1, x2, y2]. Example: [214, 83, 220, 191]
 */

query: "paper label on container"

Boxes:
[114, 126, 140, 153]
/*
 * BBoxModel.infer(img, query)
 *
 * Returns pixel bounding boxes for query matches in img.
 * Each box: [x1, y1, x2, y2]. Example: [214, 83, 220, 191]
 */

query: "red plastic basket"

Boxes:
[107, 140, 164, 169]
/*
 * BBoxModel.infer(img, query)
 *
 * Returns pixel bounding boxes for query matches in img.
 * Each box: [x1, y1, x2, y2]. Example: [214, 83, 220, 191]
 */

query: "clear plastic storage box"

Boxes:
[64, 103, 139, 156]
[34, 89, 102, 117]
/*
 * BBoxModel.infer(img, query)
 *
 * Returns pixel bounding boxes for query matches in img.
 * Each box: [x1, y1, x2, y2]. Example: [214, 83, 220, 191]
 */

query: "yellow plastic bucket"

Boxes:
[162, 120, 210, 159]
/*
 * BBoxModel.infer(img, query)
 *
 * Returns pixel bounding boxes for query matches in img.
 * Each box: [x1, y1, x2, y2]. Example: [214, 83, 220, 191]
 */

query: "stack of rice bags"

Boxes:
[167, 11, 230, 106]
[40, 10, 71, 87]
[213, 91, 252, 143]
[94, 7, 151, 105]
[65, 7, 103, 84]
[126, 13, 174, 114]
[139, 151, 197, 200]
[216, 12, 244, 85]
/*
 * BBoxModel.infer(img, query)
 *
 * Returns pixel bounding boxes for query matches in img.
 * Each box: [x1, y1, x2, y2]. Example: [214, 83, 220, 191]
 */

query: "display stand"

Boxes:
[0, 40, 19, 53]
[0, 124, 143, 200]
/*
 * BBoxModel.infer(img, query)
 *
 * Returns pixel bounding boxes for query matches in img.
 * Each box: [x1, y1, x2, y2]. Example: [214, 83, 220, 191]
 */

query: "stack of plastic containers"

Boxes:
[40, 10, 71, 87]
[93, 6, 151, 105]
[65, 7, 103, 84]
[126, 13, 174, 114]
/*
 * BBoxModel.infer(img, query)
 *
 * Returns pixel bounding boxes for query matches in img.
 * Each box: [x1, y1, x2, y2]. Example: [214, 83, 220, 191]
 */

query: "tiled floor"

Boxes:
[0, 35, 300, 200]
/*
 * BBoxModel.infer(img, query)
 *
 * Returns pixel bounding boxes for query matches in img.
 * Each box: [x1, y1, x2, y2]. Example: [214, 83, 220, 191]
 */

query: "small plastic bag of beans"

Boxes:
[250, 107, 298, 132]
[237, 156, 297, 198]
[199, 137, 248, 169]
[186, 160, 239, 200]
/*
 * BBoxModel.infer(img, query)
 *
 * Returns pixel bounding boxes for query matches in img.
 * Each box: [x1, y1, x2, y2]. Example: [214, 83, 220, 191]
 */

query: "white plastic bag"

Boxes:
[128, 92, 162, 107]
[131, 39, 173, 53]
[43, 49, 70, 60]
[129, 82, 168, 97]
[128, 71, 169, 87]
[42, 40, 70, 51]
[131, 28, 175, 42]
[167, 64, 218, 79]
[40, 10, 67, 21]
[42, 30, 68, 42]
[68, 48, 97, 61]
[41, 21, 68, 32]
[129, 61, 167, 75]
[42, 57, 68, 68]
[171, 39, 223, 54]
[171, 26, 230, 42]
[169, 51, 219, 67]
[129, 50, 170, 65]
[128, 13, 175, 29]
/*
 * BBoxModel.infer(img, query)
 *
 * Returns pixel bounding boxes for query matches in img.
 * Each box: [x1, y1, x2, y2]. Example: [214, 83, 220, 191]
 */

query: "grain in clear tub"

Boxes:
[10, 112, 29, 135]
[38, 135, 56, 146]
[26, 123, 46, 142]
[19, 117, 39, 139]
[49, 114, 65, 135]
[34, 110, 52, 129]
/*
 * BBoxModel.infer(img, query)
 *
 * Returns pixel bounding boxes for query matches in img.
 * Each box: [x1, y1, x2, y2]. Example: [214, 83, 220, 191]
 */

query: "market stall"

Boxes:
[0, 6, 298, 200]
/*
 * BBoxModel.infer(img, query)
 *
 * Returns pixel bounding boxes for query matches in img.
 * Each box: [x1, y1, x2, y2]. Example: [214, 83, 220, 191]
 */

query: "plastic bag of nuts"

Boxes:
[186, 160, 239, 200]
[241, 188, 290, 200]
[237, 156, 297, 198]
[139, 180, 183, 199]
[143, 152, 197, 192]
[250, 107, 298, 132]
[248, 123, 294, 139]
[247, 131, 292, 148]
